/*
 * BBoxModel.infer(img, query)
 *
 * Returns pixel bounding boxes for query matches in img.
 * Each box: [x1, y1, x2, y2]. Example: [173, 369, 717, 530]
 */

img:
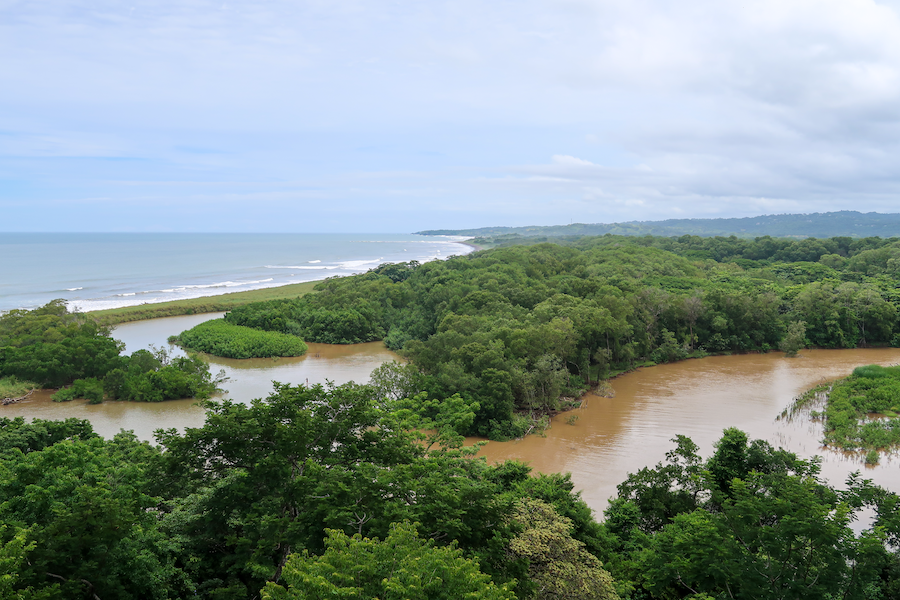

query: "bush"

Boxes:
[53, 378, 105, 404]
[225, 300, 385, 345]
[102, 350, 222, 402]
[172, 319, 308, 359]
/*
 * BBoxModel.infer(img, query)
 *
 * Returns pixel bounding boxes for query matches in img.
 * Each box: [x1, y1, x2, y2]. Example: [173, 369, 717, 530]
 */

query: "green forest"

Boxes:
[5, 232, 900, 598]
[2, 385, 899, 600]
[212, 233, 900, 439]
[418, 210, 900, 240]
[0, 300, 224, 403]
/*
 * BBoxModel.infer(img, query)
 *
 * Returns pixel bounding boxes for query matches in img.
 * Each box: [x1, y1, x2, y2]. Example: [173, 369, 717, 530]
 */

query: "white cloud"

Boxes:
[4, 0, 900, 230]
[552, 155, 596, 166]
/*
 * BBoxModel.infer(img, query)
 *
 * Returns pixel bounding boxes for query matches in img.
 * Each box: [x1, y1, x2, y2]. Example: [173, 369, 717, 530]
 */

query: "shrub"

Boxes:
[172, 319, 308, 359]
[53, 378, 105, 404]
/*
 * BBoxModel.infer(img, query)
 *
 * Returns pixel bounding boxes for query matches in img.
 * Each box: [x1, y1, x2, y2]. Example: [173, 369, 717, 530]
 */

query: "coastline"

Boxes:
[88, 281, 319, 326]
[456, 239, 484, 252]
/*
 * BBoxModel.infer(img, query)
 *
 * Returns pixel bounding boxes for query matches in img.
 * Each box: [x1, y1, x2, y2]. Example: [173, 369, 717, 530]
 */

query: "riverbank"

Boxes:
[88, 281, 319, 326]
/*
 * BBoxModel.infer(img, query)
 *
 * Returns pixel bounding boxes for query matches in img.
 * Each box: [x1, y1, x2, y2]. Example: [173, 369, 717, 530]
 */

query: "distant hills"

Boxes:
[417, 211, 900, 240]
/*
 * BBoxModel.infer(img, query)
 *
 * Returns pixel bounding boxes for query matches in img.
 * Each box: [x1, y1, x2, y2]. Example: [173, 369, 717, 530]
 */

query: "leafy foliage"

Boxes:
[2, 399, 899, 600]
[52, 376, 104, 403]
[600, 429, 899, 600]
[189, 235, 900, 439]
[171, 318, 308, 358]
[0, 302, 224, 403]
[508, 499, 619, 600]
[0, 300, 123, 388]
[262, 521, 515, 600]
[814, 365, 900, 454]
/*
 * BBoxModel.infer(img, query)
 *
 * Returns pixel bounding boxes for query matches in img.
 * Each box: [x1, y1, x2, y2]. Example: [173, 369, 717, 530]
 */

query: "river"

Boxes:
[2, 313, 399, 441]
[4, 313, 899, 515]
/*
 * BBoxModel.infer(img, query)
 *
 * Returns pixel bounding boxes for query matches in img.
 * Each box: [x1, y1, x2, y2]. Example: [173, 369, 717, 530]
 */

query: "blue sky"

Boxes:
[4, 0, 900, 232]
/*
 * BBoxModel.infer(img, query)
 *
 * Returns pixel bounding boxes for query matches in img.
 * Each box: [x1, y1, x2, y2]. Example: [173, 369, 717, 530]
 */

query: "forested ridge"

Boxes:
[417, 210, 900, 240]
[223, 233, 900, 439]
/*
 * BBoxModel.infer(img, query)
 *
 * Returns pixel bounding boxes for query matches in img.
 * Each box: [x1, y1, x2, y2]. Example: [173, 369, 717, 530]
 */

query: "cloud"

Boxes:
[552, 155, 596, 166]
[3, 0, 900, 231]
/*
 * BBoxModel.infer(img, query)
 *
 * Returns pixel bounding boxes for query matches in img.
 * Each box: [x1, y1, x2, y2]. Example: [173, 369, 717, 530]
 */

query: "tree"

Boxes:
[261, 522, 515, 600]
[682, 292, 704, 351]
[602, 430, 898, 600]
[508, 499, 619, 600]
[779, 320, 806, 357]
[0, 433, 191, 599]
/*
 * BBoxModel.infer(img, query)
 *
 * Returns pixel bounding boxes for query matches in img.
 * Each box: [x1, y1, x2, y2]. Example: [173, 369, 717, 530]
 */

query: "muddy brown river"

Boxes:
[2, 313, 400, 442]
[4, 313, 899, 515]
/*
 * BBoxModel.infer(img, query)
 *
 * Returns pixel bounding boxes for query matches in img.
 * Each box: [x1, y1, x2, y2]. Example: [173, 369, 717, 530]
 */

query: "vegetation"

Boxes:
[6, 231, 900, 599]
[0, 301, 224, 402]
[225, 300, 384, 344]
[262, 522, 516, 600]
[171, 318, 308, 359]
[778, 320, 807, 356]
[418, 210, 900, 240]
[598, 428, 900, 599]
[204, 234, 900, 439]
[87, 280, 319, 326]
[0, 376, 36, 399]
[789, 364, 900, 457]
[0, 383, 625, 599]
[52, 377, 104, 404]
[1, 398, 898, 599]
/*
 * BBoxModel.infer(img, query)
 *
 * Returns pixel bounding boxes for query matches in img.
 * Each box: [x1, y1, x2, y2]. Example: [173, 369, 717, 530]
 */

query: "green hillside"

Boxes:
[418, 211, 900, 240]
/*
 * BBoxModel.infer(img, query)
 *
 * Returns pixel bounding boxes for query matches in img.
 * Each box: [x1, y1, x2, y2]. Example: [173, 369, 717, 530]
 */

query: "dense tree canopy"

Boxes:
[0, 383, 622, 599]
[0, 302, 224, 403]
[2, 402, 897, 600]
[599, 429, 900, 599]
[212, 235, 900, 439]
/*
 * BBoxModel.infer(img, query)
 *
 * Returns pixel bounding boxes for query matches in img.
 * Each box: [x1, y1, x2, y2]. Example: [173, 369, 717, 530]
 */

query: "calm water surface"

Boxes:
[474, 349, 900, 513]
[4, 314, 899, 515]
[3, 313, 399, 441]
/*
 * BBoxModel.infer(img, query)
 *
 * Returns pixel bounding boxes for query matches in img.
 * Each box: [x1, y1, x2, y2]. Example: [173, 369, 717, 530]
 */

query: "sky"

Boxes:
[3, 0, 900, 232]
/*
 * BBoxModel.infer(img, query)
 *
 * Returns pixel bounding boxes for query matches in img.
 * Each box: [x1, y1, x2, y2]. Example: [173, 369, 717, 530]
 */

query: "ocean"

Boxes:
[0, 233, 473, 313]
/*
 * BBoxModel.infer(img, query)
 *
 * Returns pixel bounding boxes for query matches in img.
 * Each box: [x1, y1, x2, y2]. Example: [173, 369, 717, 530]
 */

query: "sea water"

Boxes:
[0, 233, 472, 313]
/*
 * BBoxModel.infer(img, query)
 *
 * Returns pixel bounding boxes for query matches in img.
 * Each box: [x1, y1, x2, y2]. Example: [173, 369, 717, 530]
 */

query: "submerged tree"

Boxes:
[779, 320, 807, 357]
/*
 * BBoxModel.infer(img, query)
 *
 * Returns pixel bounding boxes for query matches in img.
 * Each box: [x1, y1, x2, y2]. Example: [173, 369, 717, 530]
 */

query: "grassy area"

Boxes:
[0, 376, 38, 399]
[785, 364, 900, 459]
[86, 281, 320, 326]
[170, 319, 308, 359]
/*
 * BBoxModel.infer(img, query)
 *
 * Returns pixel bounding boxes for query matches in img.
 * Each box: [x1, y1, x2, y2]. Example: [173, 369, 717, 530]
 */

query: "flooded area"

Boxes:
[2, 313, 399, 441]
[3, 313, 899, 515]
[474, 348, 900, 514]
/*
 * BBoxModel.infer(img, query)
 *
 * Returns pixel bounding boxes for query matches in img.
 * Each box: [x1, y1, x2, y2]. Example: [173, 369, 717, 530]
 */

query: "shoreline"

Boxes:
[87, 281, 319, 326]
[86, 238, 479, 326]
[456, 240, 484, 252]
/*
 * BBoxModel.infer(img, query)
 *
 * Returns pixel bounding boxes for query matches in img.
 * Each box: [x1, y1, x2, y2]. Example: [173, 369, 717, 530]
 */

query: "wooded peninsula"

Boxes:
[3, 232, 900, 599]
